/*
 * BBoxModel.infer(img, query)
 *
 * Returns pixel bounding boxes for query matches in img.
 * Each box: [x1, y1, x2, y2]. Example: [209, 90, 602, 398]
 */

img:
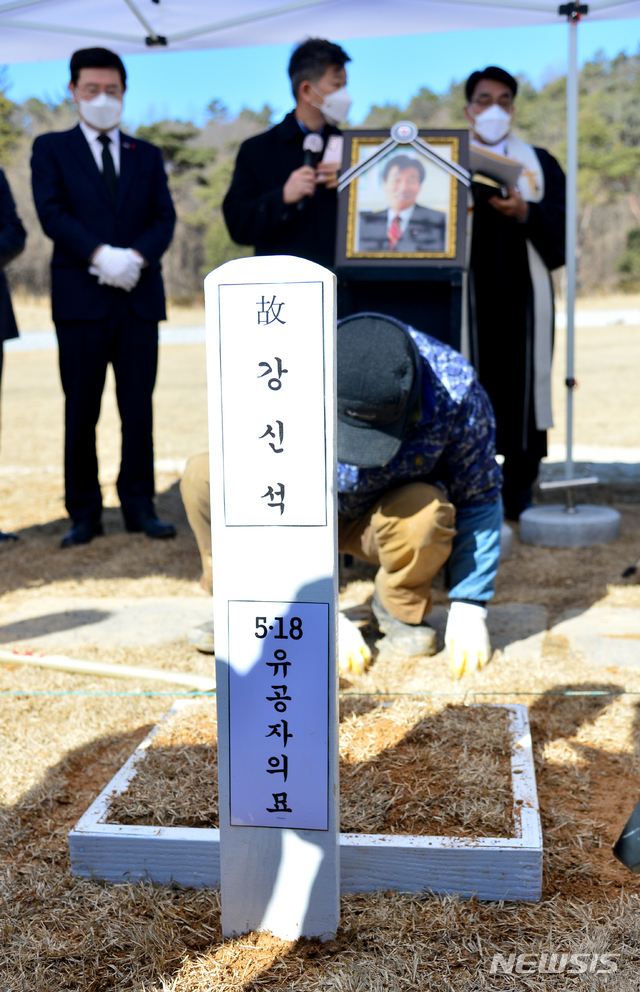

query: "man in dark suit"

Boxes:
[223, 37, 352, 270]
[31, 47, 176, 548]
[357, 154, 446, 253]
[0, 169, 26, 542]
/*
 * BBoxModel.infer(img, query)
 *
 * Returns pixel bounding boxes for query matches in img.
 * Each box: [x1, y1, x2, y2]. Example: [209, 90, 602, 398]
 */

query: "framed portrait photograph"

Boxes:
[336, 128, 469, 270]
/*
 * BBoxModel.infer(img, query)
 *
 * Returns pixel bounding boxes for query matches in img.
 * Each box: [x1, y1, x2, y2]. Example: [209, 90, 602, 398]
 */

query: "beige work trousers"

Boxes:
[338, 482, 456, 625]
[180, 451, 212, 595]
[181, 454, 456, 624]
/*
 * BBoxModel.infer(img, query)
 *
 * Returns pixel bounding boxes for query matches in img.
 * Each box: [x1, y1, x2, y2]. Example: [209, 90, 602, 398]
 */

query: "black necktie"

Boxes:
[98, 133, 118, 206]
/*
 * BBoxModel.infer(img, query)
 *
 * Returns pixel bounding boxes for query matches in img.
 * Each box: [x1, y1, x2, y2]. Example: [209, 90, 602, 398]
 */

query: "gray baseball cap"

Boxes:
[337, 313, 420, 468]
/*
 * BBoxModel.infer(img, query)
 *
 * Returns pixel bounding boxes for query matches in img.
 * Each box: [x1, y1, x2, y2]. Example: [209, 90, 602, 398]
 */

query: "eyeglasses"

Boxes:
[469, 95, 514, 110]
[74, 81, 124, 98]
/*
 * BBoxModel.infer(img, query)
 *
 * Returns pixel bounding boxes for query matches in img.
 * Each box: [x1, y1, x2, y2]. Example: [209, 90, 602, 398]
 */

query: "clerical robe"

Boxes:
[467, 141, 565, 516]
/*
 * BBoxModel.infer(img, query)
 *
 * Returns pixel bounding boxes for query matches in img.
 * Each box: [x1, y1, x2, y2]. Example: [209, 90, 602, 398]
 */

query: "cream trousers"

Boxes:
[338, 482, 456, 625]
[181, 455, 455, 624]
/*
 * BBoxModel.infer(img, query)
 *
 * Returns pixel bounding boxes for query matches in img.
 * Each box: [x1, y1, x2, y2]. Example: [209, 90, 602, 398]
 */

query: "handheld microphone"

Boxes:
[298, 132, 324, 211]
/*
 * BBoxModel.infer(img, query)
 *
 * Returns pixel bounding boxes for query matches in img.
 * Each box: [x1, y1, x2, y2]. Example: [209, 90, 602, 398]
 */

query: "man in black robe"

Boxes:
[465, 66, 565, 520]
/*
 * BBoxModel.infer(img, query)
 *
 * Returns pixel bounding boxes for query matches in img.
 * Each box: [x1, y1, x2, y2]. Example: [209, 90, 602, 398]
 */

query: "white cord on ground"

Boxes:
[0, 649, 216, 691]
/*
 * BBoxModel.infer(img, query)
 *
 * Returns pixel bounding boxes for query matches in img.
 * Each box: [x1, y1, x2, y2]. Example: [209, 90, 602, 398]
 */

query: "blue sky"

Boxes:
[4, 18, 640, 128]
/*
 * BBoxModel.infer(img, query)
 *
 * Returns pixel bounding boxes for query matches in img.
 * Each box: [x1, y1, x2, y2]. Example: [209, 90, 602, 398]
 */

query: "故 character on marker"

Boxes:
[256, 295, 286, 325]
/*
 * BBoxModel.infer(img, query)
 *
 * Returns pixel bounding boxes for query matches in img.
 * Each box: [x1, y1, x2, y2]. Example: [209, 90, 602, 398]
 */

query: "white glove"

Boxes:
[445, 601, 491, 678]
[338, 612, 371, 676]
[89, 245, 143, 292]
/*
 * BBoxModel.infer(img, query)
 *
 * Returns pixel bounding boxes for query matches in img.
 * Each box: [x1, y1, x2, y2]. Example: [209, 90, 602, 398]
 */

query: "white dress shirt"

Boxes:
[79, 120, 121, 176]
[386, 204, 415, 234]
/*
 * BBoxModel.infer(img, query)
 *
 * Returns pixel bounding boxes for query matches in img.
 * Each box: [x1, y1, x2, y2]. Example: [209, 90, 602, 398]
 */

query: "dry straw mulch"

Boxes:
[4, 496, 640, 988]
[3, 610, 640, 988]
[2, 686, 640, 991]
[3, 329, 640, 988]
[107, 699, 219, 829]
[338, 699, 513, 837]
[107, 700, 513, 839]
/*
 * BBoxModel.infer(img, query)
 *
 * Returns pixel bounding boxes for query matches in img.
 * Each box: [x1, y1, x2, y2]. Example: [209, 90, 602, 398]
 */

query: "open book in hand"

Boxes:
[469, 145, 523, 203]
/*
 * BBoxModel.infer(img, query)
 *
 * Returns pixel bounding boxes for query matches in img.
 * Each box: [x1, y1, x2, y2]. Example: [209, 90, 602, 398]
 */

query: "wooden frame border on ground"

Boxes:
[69, 701, 542, 901]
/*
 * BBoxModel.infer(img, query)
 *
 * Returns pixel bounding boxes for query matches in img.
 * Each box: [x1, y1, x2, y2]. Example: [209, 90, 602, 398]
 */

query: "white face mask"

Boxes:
[78, 92, 123, 132]
[472, 104, 512, 145]
[312, 85, 352, 126]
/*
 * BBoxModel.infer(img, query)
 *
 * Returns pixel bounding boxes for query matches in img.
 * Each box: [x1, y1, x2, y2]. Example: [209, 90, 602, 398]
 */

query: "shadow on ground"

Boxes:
[0, 609, 111, 643]
[0, 482, 202, 597]
[0, 721, 225, 992]
[528, 682, 640, 898]
[2, 685, 640, 989]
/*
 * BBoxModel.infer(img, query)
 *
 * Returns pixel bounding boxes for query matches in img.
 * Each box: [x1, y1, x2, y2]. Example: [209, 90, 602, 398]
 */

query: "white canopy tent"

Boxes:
[0, 0, 638, 491]
[0, 0, 637, 57]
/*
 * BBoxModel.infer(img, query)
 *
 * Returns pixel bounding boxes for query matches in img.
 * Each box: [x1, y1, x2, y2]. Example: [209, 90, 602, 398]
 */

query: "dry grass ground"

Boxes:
[549, 318, 640, 450]
[2, 301, 640, 989]
[2, 685, 640, 990]
[105, 700, 513, 839]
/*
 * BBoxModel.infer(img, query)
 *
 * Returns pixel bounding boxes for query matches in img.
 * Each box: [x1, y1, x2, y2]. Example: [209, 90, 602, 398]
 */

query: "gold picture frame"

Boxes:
[336, 129, 468, 270]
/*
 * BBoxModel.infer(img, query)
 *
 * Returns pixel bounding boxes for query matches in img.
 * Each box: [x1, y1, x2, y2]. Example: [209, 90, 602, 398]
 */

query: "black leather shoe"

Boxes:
[125, 511, 176, 539]
[60, 521, 103, 548]
[0, 531, 18, 542]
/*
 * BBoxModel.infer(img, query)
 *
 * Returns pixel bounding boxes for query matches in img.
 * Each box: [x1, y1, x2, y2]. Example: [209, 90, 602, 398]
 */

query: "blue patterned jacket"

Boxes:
[338, 325, 502, 517]
[338, 323, 503, 603]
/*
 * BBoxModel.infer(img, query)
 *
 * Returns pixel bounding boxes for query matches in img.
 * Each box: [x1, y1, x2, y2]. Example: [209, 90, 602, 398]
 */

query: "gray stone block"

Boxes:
[519, 505, 621, 547]
[0, 597, 213, 649]
[427, 604, 547, 654]
[552, 607, 640, 667]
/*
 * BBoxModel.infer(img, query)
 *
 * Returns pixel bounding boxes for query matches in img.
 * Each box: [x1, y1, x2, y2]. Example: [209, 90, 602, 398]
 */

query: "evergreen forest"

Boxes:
[3, 48, 640, 302]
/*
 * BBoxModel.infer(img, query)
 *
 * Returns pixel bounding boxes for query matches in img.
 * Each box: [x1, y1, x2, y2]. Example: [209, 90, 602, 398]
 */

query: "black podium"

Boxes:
[337, 265, 463, 351]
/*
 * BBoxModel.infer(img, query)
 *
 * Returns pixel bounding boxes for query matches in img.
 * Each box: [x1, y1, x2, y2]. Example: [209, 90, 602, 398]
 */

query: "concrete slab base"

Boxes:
[502, 631, 546, 664]
[519, 505, 621, 547]
[503, 605, 640, 668]
[423, 604, 547, 655]
[0, 597, 213, 650]
[553, 607, 640, 667]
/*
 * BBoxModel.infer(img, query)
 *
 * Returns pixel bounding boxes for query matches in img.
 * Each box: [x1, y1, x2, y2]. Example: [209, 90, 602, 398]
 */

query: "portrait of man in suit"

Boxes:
[357, 153, 446, 254]
[31, 47, 176, 548]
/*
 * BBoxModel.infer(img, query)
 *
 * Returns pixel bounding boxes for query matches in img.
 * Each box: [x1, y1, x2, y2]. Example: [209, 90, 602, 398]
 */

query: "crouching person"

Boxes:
[180, 451, 214, 652]
[180, 450, 371, 674]
[337, 313, 503, 677]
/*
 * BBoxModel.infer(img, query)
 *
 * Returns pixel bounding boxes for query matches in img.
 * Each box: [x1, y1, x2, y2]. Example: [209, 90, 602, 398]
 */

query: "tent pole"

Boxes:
[564, 12, 579, 483]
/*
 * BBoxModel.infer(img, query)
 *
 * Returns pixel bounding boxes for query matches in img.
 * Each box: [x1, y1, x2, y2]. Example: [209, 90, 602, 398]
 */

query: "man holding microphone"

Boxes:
[222, 37, 351, 269]
[183, 39, 353, 655]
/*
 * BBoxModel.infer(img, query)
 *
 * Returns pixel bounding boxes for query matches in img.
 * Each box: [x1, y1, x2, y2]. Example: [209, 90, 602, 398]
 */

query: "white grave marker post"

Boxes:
[205, 255, 339, 940]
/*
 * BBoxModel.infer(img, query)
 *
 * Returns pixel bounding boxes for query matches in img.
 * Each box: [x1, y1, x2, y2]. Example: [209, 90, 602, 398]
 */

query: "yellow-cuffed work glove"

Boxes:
[445, 601, 491, 678]
[338, 612, 371, 675]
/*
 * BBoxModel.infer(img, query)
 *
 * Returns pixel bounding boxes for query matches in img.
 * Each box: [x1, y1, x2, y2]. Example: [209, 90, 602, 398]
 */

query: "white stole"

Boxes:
[504, 134, 554, 431]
